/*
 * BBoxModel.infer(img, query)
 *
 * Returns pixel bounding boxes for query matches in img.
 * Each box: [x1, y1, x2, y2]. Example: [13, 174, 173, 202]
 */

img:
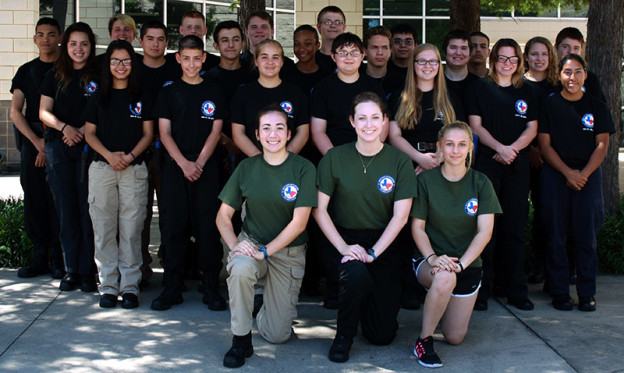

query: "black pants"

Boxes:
[20, 136, 63, 269]
[159, 157, 222, 282]
[475, 153, 530, 301]
[335, 228, 401, 345]
[45, 138, 96, 276]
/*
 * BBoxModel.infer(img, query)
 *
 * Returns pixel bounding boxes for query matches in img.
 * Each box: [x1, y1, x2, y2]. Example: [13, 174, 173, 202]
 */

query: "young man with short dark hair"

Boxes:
[443, 29, 479, 107]
[388, 23, 417, 77]
[362, 25, 404, 95]
[151, 35, 228, 311]
[10, 17, 64, 280]
[165, 10, 220, 75]
[240, 11, 295, 71]
[468, 31, 490, 78]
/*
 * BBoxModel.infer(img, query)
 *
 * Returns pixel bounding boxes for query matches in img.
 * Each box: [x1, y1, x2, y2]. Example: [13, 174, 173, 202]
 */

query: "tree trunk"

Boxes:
[586, 0, 624, 214]
[449, 0, 480, 33]
[238, 0, 266, 29]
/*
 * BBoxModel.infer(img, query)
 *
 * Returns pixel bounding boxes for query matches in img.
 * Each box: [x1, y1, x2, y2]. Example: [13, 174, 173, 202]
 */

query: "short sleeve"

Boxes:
[465, 79, 482, 116]
[294, 159, 317, 208]
[476, 175, 502, 215]
[310, 78, 329, 120]
[153, 85, 172, 120]
[316, 149, 335, 196]
[229, 85, 247, 124]
[10, 65, 26, 94]
[593, 97, 615, 135]
[82, 93, 100, 125]
[40, 70, 58, 99]
[218, 162, 244, 210]
[410, 176, 429, 220]
[293, 87, 309, 127]
[393, 152, 418, 201]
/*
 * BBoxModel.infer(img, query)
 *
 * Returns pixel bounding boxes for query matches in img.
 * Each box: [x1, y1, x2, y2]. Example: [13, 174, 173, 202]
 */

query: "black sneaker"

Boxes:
[414, 336, 443, 368]
[151, 287, 183, 311]
[121, 293, 139, 309]
[578, 296, 596, 312]
[17, 265, 50, 278]
[328, 335, 353, 363]
[203, 288, 227, 311]
[223, 332, 253, 368]
[59, 273, 80, 291]
[552, 295, 574, 311]
[99, 294, 118, 308]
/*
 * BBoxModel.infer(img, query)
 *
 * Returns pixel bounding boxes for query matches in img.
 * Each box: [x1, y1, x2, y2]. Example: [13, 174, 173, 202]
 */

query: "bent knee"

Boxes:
[443, 330, 466, 346]
[431, 271, 457, 293]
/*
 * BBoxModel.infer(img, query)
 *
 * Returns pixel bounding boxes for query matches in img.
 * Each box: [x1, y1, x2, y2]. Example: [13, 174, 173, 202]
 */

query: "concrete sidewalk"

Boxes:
[0, 268, 622, 372]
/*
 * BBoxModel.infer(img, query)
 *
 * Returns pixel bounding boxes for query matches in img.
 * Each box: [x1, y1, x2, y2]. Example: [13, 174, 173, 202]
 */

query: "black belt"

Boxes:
[416, 142, 436, 153]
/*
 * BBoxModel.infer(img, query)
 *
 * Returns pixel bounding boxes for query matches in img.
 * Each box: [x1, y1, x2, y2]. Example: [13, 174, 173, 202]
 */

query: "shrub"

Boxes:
[597, 198, 624, 274]
[0, 197, 32, 268]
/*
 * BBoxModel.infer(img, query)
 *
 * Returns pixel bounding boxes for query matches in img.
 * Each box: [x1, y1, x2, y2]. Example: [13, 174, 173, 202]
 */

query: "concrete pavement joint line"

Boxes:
[494, 297, 579, 372]
[0, 291, 62, 359]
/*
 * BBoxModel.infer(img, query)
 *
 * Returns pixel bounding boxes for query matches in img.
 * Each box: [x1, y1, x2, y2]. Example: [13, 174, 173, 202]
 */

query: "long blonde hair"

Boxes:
[394, 43, 456, 130]
[437, 121, 474, 168]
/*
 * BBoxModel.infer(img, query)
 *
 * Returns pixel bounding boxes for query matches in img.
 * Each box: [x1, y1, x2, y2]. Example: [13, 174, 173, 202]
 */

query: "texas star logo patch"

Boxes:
[581, 113, 594, 129]
[464, 198, 479, 216]
[280, 101, 294, 115]
[129, 101, 142, 116]
[281, 183, 299, 202]
[377, 175, 395, 194]
[84, 81, 98, 94]
[201, 101, 216, 117]
[515, 100, 527, 115]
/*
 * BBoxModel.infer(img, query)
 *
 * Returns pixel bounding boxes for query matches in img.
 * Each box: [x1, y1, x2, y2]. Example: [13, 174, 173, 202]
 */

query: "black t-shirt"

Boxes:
[466, 78, 537, 158]
[138, 56, 181, 102]
[315, 50, 336, 73]
[230, 80, 309, 140]
[362, 67, 406, 100]
[281, 64, 332, 98]
[40, 68, 99, 132]
[387, 59, 408, 78]
[164, 52, 221, 79]
[388, 89, 466, 145]
[539, 92, 614, 167]
[445, 72, 479, 109]
[204, 65, 256, 103]
[153, 78, 228, 155]
[10, 58, 54, 123]
[83, 89, 152, 154]
[310, 74, 385, 147]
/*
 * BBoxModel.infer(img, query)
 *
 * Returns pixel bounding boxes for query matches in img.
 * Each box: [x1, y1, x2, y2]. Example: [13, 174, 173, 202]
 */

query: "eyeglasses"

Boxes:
[335, 50, 362, 58]
[393, 38, 415, 46]
[321, 20, 344, 26]
[496, 55, 519, 64]
[415, 59, 439, 66]
[110, 58, 132, 66]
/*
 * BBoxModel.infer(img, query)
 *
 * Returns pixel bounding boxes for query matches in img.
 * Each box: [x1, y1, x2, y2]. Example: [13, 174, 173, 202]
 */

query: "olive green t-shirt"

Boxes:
[218, 153, 317, 246]
[317, 143, 417, 230]
[410, 167, 501, 268]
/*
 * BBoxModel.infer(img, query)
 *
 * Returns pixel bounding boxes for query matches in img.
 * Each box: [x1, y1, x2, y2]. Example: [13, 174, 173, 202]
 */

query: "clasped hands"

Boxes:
[340, 244, 374, 264]
[231, 239, 265, 261]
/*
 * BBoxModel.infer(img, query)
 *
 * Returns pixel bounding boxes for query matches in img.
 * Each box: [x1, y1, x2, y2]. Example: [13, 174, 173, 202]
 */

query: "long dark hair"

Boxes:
[54, 22, 98, 92]
[99, 40, 141, 105]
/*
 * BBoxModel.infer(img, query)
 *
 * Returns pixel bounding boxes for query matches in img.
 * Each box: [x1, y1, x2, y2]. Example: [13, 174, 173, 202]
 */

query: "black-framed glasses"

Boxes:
[496, 55, 519, 64]
[321, 20, 344, 26]
[393, 38, 414, 46]
[335, 50, 362, 58]
[415, 59, 440, 66]
[110, 58, 132, 66]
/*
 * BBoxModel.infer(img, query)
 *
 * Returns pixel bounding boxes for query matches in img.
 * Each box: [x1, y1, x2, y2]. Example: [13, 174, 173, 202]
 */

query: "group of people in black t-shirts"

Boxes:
[11, 6, 614, 369]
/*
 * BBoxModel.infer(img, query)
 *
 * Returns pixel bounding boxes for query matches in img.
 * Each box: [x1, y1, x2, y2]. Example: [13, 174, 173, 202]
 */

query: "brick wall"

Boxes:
[0, 0, 38, 169]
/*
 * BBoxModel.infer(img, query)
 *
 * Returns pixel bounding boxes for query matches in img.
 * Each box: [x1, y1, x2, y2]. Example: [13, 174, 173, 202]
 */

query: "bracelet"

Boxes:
[426, 253, 436, 264]
[258, 246, 269, 260]
[458, 261, 464, 272]
[129, 151, 136, 160]
[61, 124, 68, 133]
[367, 248, 377, 261]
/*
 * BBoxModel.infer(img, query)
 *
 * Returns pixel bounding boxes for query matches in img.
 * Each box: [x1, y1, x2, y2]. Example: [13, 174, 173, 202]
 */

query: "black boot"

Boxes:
[17, 245, 50, 278]
[202, 273, 226, 311]
[223, 332, 253, 368]
[151, 272, 183, 311]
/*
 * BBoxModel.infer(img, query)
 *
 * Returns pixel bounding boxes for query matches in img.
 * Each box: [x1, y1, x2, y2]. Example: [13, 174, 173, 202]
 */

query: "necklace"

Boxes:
[357, 152, 377, 174]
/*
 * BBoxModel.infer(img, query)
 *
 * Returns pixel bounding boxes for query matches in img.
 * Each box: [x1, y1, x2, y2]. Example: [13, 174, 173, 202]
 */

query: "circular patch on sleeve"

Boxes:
[281, 183, 299, 201]
[464, 198, 479, 216]
[201, 101, 216, 117]
[581, 113, 594, 129]
[377, 175, 395, 194]
[515, 99, 527, 115]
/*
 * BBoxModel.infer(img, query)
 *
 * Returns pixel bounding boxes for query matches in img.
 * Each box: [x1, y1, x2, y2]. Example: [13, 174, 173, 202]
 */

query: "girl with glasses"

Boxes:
[466, 38, 538, 312]
[83, 40, 153, 309]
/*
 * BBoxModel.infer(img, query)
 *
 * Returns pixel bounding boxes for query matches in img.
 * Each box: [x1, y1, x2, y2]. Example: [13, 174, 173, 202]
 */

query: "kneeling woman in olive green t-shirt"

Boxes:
[314, 92, 417, 363]
[411, 122, 501, 368]
[216, 104, 317, 368]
